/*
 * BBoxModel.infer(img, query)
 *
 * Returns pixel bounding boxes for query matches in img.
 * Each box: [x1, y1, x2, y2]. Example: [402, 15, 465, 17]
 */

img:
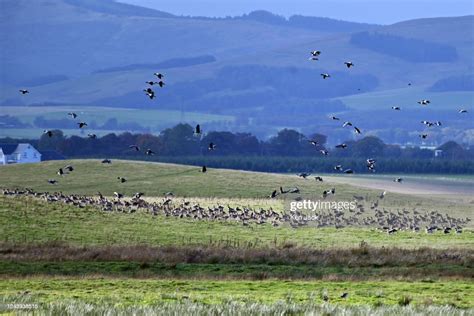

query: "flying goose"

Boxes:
[419, 133, 428, 139]
[129, 145, 140, 151]
[43, 130, 53, 137]
[68, 112, 77, 119]
[143, 88, 156, 99]
[459, 109, 468, 113]
[311, 50, 321, 57]
[298, 172, 310, 179]
[391, 106, 401, 110]
[335, 143, 347, 149]
[195, 124, 202, 135]
[331, 116, 340, 120]
[417, 99, 430, 105]
[145, 149, 155, 155]
[393, 177, 403, 183]
[354, 126, 361, 134]
[208, 142, 216, 151]
[19, 89, 29, 94]
[77, 122, 87, 128]
[320, 149, 329, 155]
[321, 73, 330, 79]
[153, 73, 164, 79]
[308, 139, 319, 146]
[87, 133, 97, 139]
[342, 121, 353, 127]
[334, 165, 343, 171]
[344, 61, 353, 68]
[145, 81, 159, 85]
[343, 169, 354, 174]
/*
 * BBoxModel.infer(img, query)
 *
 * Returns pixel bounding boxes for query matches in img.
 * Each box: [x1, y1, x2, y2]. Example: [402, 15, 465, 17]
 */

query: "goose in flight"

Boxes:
[320, 149, 329, 156]
[342, 121, 353, 127]
[308, 139, 319, 146]
[208, 142, 216, 151]
[311, 50, 321, 57]
[459, 109, 468, 113]
[154, 73, 164, 79]
[321, 73, 331, 79]
[335, 143, 347, 149]
[331, 116, 340, 121]
[145, 149, 155, 155]
[143, 88, 156, 99]
[393, 177, 403, 183]
[68, 112, 77, 119]
[77, 122, 87, 128]
[344, 61, 354, 68]
[195, 124, 202, 135]
[129, 145, 140, 151]
[391, 106, 401, 111]
[417, 99, 430, 105]
[419, 133, 428, 139]
[343, 169, 354, 174]
[145, 81, 159, 86]
[157, 81, 165, 88]
[334, 165, 343, 171]
[43, 130, 53, 138]
[298, 172, 311, 179]
[308, 56, 319, 61]
[354, 126, 362, 134]
[19, 89, 29, 94]
[88, 133, 97, 139]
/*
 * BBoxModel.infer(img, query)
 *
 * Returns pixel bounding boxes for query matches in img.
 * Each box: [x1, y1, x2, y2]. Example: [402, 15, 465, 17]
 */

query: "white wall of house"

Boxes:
[0, 144, 42, 164]
[13, 144, 41, 164]
[0, 150, 6, 165]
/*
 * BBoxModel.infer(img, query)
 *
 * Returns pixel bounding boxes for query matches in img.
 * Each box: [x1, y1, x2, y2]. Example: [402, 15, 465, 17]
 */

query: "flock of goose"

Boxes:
[2, 188, 469, 234]
[16, 48, 471, 234]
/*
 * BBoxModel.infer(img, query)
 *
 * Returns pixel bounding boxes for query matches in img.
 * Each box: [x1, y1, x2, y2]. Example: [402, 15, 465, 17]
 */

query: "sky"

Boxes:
[118, 0, 474, 24]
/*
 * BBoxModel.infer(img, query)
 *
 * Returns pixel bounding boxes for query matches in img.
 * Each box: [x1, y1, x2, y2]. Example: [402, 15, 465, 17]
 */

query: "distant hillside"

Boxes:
[0, 0, 473, 144]
[428, 74, 474, 92]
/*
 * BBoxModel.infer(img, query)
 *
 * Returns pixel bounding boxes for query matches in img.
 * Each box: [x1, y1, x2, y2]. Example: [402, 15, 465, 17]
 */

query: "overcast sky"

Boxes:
[118, 0, 473, 24]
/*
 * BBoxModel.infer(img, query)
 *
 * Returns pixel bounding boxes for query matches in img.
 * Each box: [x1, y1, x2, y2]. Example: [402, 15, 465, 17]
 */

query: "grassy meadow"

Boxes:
[0, 159, 473, 313]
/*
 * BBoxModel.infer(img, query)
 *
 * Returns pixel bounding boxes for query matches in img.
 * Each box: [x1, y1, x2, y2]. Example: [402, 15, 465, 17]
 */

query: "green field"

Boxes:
[0, 160, 473, 313]
[0, 106, 234, 138]
[336, 86, 474, 110]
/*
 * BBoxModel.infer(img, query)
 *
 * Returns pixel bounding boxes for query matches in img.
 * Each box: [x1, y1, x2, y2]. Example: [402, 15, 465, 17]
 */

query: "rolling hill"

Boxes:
[0, 0, 472, 143]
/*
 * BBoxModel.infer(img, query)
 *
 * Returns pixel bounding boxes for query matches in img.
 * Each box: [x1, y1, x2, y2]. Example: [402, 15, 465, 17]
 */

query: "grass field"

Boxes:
[0, 105, 234, 138]
[336, 86, 474, 110]
[1, 160, 473, 312]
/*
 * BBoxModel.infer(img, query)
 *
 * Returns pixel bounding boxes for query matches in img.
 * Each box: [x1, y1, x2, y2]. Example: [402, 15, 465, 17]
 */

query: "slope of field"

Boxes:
[336, 87, 474, 111]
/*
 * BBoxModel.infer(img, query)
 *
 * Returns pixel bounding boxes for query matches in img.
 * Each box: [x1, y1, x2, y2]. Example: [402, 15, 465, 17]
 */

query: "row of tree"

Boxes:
[17, 123, 471, 160]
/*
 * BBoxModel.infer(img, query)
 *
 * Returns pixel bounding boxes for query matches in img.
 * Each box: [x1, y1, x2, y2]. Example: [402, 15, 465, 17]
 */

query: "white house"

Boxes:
[0, 143, 41, 165]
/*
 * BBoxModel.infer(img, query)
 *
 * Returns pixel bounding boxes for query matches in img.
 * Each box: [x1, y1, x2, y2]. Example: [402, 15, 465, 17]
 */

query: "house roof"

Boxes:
[0, 143, 40, 155]
[0, 144, 19, 155]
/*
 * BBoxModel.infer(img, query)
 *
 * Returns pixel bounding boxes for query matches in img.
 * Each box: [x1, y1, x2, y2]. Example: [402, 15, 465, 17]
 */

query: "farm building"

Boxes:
[0, 143, 41, 165]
